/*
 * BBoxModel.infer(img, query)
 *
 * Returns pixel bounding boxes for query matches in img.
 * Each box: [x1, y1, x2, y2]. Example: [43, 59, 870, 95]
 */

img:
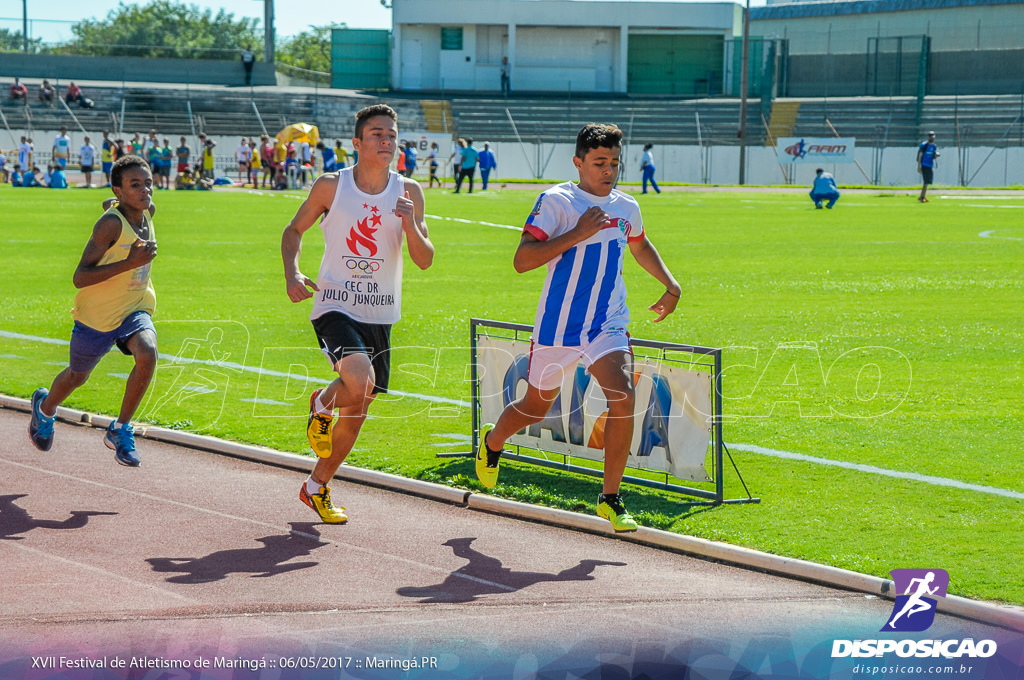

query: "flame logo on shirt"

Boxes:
[346, 217, 378, 257]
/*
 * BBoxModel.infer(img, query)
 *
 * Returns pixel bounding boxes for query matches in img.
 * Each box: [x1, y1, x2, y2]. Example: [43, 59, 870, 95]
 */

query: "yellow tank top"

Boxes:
[250, 148, 261, 169]
[73, 208, 156, 332]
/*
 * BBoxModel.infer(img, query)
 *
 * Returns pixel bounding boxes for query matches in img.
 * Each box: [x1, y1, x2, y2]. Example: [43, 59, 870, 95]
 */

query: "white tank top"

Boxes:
[311, 168, 404, 324]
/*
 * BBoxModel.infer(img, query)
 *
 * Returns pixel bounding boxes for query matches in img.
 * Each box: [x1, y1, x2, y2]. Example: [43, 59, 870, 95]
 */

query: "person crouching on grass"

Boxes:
[475, 123, 682, 532]
[281, 104, 434, 524]
[28, 156, 159, 467]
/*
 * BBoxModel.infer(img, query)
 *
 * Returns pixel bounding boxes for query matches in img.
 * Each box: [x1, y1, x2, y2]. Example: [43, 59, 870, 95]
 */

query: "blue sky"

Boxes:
[1, 1, 393, 43]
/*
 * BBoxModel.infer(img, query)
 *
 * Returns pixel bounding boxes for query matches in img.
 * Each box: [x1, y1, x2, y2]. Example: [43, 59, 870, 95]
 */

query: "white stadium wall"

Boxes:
[21, 125, 1023, 188]
[433, 140, 1024, 188]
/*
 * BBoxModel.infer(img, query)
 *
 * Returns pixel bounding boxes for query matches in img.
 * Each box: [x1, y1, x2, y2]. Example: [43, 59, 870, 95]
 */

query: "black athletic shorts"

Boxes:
[311, 311, 392, 394]
[921, 166, 934, 185]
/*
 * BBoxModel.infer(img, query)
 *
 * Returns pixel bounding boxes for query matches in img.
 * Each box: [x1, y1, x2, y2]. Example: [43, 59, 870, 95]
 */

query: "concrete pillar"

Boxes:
[392, 23, 403, 90]
[508, 23, 516, 74]
[619, 24, 629, 93]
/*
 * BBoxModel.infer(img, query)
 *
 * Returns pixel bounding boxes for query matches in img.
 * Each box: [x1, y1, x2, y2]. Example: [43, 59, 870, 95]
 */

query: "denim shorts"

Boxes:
[69, 311, 156, 373]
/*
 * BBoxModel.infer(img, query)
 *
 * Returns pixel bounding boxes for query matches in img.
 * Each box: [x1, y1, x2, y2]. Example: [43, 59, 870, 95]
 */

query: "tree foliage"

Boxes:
[276, 24, 342, 75]
[57, 0, 260, 59]
[0, 28, 43, 53]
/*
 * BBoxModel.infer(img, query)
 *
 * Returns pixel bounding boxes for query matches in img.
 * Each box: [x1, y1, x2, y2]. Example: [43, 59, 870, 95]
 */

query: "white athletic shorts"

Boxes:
[528, 328, 632, 391]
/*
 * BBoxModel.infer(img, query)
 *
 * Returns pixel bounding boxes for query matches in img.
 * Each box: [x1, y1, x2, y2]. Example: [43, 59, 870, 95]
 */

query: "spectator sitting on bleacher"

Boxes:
[64, 82, 95, 109]
[10, 77, 28, 102]
[38, 80, 55, 105]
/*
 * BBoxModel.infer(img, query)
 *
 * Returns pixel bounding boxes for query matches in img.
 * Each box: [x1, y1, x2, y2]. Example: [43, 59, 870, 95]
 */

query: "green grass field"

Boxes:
[2, 183, 1021, 605]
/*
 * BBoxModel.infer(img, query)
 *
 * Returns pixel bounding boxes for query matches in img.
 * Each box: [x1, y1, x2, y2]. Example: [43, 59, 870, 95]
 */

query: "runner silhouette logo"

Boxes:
[883, 568, 949, 632]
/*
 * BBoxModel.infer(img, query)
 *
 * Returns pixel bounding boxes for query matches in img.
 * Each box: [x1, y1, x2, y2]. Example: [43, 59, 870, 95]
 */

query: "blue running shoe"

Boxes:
[29, 387, 55, 451]
[105, 421, 140, 467]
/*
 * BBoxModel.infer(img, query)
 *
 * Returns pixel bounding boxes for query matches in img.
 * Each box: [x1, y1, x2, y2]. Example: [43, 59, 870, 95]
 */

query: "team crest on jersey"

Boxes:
[346, 216, 379, 257]
[611, 217, 632, 239]
[344, 205, 384, 277]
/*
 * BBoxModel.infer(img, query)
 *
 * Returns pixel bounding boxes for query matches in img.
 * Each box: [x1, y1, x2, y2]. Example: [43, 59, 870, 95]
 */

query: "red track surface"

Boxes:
[0, 408, 1011, 678]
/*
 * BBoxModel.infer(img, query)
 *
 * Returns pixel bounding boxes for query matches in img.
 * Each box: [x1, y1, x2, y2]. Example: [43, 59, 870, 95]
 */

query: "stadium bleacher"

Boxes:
[3, 78, 1022, 154]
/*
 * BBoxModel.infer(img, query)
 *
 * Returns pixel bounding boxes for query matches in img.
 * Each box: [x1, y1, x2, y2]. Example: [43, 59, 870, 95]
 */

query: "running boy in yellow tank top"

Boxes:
[28, 155, 159, 467]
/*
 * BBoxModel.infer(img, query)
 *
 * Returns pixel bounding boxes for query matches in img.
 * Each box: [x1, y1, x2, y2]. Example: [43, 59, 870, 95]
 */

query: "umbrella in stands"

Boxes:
[276, 123, 320, 146]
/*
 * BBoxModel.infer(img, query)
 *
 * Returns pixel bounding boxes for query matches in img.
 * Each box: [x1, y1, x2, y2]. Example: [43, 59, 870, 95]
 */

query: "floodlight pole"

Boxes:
[263, 0, 275, 64]
[738, 0, 750, 185]
[23, 0, 28, 52]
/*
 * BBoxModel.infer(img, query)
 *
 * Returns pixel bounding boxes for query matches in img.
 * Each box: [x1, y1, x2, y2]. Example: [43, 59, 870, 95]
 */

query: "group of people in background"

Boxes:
[9, 77, 93, 108]
[0, 117, 938, 204]
[447, 138, 497, 193]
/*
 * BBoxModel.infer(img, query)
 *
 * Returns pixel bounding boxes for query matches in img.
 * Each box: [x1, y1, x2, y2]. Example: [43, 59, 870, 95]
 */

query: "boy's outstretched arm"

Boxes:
[629, 236, 681, 323]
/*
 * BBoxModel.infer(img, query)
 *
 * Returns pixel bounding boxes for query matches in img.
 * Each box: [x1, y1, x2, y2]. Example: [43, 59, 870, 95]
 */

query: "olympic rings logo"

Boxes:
[345, 258, 381, 273]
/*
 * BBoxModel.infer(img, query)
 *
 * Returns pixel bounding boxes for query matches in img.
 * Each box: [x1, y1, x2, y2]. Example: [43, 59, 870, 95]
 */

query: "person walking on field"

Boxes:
[456, 139, 479, 194]
[281, 104, 435, 524]
[478, 142, 497, 190]
[640, 143, 660, 194]
[28, 156, 159, 467]
[475, 123, 681, 533]
[917, 131, 939, 203]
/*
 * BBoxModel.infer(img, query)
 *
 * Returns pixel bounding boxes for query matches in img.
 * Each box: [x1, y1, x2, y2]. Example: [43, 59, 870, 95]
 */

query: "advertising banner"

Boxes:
[778, 137, 856, 163]
[477, 335, 713, 482]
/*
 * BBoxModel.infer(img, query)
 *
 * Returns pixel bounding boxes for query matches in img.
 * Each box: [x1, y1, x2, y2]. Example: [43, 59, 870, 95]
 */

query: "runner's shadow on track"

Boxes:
[146, 522, 328, 584]
[0, 494, 118, 540]
[396, 537, 626, 603]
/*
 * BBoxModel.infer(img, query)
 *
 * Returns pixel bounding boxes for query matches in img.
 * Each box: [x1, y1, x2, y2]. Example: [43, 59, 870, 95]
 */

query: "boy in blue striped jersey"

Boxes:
[476, 123, 681, 532]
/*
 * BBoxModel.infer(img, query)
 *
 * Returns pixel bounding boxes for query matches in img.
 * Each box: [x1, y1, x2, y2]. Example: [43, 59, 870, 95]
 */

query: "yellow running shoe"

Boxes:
[475, 423, 500, 489]
[300, 483, 348, 524]
[307, 389, 334, 458]
[596, 493, 639, 533]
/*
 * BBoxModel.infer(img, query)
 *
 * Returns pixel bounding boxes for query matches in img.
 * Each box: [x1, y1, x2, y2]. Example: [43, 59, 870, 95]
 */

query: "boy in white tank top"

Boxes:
[282, 104, 435, 524]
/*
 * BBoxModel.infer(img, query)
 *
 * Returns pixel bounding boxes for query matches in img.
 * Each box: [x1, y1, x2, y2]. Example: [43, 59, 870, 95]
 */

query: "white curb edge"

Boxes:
[5, 394, 1023, 633]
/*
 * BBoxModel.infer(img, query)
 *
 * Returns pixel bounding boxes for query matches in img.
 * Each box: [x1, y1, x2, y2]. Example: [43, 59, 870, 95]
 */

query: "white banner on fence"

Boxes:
[778, 137, 857, 163]
[477, 335, 713, 482]
[399, 132, 453, 156]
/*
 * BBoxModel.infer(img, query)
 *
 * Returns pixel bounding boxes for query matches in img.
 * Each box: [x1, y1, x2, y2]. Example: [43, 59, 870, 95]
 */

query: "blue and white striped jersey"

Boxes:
[523, 182, 645, 347]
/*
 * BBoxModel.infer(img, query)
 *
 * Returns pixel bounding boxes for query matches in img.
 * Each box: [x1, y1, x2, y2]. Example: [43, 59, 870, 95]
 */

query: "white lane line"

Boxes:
[0, 456, 517, 595]
[425, 213, 521, 232]
[979, 230, 1024, 241]
[944, 195, 1024, 200]
[726, 443, 1024, 500]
